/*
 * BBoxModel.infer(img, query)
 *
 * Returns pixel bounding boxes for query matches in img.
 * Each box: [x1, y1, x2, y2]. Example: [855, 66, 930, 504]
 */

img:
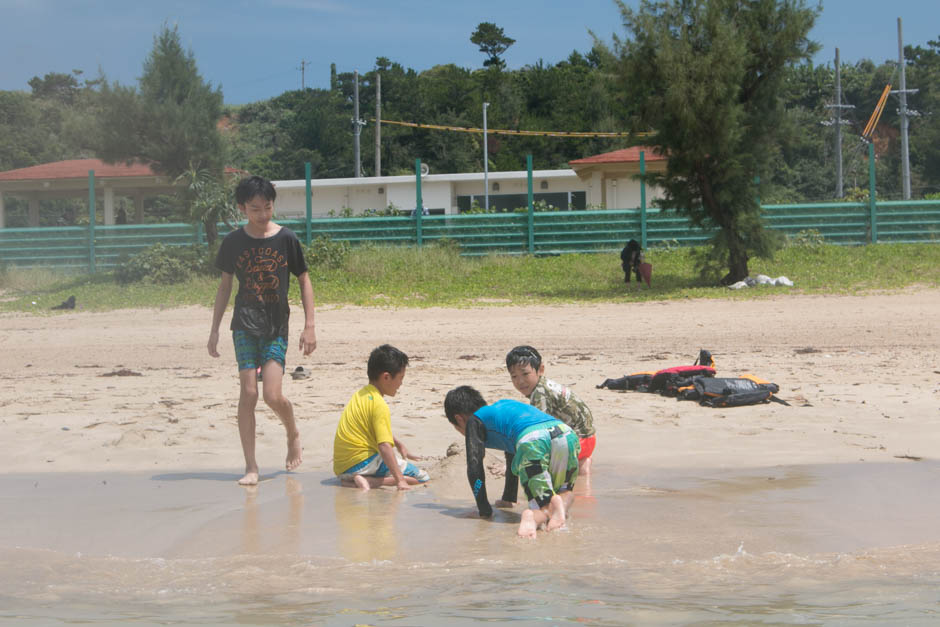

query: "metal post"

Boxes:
[305, 162, 312, 246]
[483, 102, 490, 211]
[353, 70, 361, 178]
[868, 142, 878, 243]
[897, 18, 911, 200]
[827, 48, 854, 198]
[526, 154, 534, 254]
[375, 73, 381, 178]
[639, 151, 647, 249]
[88, 170, 96, 273]
[415, 159, 423, 247]
[835, 48, 843, 198]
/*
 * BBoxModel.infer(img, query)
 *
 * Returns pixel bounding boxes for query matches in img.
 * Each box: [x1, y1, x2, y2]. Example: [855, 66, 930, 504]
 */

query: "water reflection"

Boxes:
[240, 476, 305, 555]
[333, 487, 402, 562]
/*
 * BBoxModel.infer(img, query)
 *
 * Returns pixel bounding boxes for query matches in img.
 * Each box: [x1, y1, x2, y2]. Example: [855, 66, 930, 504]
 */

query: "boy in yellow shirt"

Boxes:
[333, 344, 430, 490]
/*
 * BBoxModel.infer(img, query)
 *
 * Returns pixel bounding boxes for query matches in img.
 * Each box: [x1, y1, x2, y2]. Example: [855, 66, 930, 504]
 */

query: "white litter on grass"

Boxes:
[727, 276, 793, 289]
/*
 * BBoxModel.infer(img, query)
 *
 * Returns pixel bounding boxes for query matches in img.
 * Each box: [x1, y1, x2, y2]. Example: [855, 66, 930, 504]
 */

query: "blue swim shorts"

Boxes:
[233, 330, 288, 371]
[338, 452, 430, 483]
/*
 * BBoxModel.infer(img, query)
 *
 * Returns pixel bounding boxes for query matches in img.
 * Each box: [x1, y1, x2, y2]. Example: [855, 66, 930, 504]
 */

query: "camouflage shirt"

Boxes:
[529, 376, 596, 439]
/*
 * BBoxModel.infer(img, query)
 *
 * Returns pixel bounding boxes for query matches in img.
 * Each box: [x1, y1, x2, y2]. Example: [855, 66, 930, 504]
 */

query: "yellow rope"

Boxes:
[373, 118, 653, 139]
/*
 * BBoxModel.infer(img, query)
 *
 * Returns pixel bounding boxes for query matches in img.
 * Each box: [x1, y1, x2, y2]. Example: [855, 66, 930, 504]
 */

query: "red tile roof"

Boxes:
[0, 159, 245, 182]
[0, 159, 159, 181]
[569, 146, 665, 165]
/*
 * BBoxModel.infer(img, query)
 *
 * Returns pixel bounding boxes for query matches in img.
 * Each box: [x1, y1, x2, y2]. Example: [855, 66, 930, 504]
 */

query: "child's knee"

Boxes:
[262, 389, 287, 408]
[239, 385, 260, 404]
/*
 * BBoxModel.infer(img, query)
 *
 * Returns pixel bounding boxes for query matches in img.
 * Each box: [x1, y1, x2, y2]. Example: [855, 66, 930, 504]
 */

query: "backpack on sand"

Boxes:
[646, 350, 717, 396]
[678, 374, 789, 407]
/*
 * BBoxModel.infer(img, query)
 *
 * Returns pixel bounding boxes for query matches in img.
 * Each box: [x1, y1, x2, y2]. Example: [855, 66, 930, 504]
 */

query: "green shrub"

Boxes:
[428, 237, 461, 254]
[115, 243, 213, 284]
[786, 228, 825, 250]
[304, 235, 350, 269]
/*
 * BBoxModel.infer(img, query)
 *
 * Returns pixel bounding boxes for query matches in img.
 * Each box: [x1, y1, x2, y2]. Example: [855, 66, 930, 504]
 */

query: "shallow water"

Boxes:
[2, 461, 939, 625]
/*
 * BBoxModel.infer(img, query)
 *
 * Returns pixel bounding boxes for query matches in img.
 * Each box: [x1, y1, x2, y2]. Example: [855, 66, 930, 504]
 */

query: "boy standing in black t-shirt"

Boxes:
[207, 176, 317, 485]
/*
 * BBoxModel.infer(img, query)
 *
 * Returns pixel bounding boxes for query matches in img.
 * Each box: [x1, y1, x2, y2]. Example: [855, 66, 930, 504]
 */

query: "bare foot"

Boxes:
[518, 509, 538, 539]
[546, 495, 567, 531]
[238, 471, 259, 486]
[286, 432, 303, 471]
[353, 475, 371, 491]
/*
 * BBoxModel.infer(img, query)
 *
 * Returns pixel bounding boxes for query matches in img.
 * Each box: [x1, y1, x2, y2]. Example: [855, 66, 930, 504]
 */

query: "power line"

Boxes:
[373, 118, 653, 139]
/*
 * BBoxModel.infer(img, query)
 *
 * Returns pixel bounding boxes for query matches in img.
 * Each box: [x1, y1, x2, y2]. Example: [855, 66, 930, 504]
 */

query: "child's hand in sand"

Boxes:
[395, 441, 420, 461]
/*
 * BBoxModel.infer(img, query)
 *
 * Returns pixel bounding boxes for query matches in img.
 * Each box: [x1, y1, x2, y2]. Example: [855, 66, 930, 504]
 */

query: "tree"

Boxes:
[470, 22, 515, 69]
[175, 167, 239, 247]
[95, 24, 223, 180]
[607, 0, 819, 284]
[906, 36, 940, 195]
[28, 71, 80, 105]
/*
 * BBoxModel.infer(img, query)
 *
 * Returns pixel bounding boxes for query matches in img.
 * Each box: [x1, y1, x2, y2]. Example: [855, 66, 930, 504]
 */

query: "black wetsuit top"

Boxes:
[464, 416, 519, 518]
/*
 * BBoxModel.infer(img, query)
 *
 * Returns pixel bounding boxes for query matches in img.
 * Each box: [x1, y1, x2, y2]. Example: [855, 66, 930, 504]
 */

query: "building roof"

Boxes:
[0, 158, 162, 182]
[0, 159, 245, 183]
[569, 146, 665, 166]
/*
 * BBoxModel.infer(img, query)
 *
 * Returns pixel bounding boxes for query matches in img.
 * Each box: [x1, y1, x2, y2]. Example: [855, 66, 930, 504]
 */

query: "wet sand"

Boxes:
[1, 291, 939, 624]
[2, 463, 939, 625]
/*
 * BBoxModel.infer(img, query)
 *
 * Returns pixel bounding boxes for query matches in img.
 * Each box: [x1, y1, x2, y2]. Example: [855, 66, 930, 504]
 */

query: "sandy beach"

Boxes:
[3, 290, 938, 475]
[1, 290, 939, 625]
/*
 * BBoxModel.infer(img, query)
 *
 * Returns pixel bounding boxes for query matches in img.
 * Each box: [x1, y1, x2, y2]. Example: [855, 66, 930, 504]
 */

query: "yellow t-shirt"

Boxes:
[333, 383, 395, 475]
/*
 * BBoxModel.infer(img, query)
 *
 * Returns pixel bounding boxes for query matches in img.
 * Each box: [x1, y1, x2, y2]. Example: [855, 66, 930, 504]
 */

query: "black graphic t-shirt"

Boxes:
[215, 226, 308, 340]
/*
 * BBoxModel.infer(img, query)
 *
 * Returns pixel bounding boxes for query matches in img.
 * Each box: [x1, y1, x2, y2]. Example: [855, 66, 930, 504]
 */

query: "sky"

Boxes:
[0, 0, 936, 105]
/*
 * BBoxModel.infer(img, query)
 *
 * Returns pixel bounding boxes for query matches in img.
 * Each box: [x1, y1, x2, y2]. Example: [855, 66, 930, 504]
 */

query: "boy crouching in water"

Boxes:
[443, 385, 580, 538]
[333, 345, 430, 490]
[506, 346, 596, 474]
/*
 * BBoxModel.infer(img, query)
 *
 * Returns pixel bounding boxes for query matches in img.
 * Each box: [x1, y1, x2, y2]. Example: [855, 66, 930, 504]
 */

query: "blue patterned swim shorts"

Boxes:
[233, 330, 287, 371]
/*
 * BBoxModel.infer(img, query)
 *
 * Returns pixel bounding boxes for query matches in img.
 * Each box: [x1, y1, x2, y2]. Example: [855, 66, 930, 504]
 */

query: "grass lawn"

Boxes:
[1, 242, 938, 313]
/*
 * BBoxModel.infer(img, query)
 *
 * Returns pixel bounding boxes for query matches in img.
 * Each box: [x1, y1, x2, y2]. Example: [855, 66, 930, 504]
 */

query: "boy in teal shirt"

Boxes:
[444, 385, 580, 538]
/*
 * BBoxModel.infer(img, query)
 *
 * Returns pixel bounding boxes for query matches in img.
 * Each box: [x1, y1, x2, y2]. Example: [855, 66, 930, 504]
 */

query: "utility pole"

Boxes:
[826, 48, 854, 198]
[375, 73, 381, 178]
[892, 17, 918, 200]
[299, 59, 308, 89]
[483, 102, 490, 211]
[352, 70, 366, 178]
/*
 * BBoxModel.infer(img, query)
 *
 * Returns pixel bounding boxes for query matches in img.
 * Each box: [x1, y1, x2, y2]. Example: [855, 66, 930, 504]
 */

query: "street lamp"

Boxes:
[483, 102, 490, 211]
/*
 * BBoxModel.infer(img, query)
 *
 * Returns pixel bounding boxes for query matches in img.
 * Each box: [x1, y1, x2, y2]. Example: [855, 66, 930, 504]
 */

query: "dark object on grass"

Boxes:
[620, 240, 642, 284]
[52, 295, 75, 310]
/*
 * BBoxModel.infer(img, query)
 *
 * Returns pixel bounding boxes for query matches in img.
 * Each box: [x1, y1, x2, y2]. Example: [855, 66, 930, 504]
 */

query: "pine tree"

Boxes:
[608, 0, 819, 284]
[96, 24, 223, 180]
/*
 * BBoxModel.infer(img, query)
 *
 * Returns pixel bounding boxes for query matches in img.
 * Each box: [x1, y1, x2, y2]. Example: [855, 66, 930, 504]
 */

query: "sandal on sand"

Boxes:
[291, 366, 311, 380]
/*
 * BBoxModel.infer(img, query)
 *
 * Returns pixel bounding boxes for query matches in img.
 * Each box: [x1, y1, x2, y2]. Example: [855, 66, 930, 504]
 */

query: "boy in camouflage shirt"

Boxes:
[506, 345, 596, 474]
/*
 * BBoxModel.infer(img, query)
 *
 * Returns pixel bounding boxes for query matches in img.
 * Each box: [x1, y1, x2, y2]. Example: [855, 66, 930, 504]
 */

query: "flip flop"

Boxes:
[291, 366, 311, 380]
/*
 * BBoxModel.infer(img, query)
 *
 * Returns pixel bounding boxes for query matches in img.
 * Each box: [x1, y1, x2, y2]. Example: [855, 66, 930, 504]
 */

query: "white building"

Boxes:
[271, 147, 667, 218]
[0, 148, 667, 226]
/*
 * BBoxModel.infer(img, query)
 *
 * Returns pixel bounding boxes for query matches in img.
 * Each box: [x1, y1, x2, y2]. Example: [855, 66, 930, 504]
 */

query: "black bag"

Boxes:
[679, 375, 789, 407]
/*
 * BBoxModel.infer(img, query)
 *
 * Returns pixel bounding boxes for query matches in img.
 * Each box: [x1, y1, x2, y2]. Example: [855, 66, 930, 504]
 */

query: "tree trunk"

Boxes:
[203, 218, 218, 248]
[721, 242, 750, 286]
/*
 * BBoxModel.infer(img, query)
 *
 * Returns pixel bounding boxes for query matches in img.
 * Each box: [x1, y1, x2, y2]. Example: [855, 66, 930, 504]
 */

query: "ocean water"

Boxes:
[1, 462, 938, 625]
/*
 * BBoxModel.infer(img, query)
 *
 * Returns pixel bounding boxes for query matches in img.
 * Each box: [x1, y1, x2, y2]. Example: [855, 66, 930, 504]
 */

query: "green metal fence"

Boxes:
[0, 223, 201, 271]
[2, 200, 939, 272]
